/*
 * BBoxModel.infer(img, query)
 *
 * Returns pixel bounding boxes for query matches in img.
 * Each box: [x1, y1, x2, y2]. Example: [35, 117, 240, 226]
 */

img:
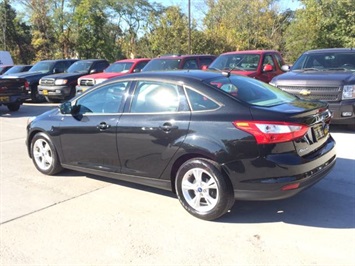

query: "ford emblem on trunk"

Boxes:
[299, 89, 311, 96]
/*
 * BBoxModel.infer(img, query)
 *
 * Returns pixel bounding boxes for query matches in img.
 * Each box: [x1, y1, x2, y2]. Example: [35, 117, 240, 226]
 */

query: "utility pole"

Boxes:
[188, 0, 191, 54]
[1, 0, 7, 50]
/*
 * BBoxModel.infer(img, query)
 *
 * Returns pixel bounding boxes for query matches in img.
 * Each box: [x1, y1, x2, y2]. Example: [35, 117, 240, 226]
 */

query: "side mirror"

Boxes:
[53, 68, 61, 74]
[263, 64, 273, 72]
[59, 101, 73, 114]
[90, 69, 97, 74]
[281, 65, 291, 72]
[133, 69, 141, 73]
[201, 65, 208, 70]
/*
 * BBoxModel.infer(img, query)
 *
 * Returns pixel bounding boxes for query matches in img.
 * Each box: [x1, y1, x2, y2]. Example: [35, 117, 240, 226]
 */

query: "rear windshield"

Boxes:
[142, 59, 181, 71]
[292, 52, 355, 71]
[205, 75, 297, 107]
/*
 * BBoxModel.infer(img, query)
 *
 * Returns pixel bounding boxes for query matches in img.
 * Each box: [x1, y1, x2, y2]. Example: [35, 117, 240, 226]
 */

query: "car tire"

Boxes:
[31, 132, 63, 175]
[7, 103, 20, 111]
[175, 158, 235, 221]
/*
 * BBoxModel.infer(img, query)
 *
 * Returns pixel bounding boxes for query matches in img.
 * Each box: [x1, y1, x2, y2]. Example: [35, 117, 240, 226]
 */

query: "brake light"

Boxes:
[233, 121, 309, 144]
[25, 81, 30, 91]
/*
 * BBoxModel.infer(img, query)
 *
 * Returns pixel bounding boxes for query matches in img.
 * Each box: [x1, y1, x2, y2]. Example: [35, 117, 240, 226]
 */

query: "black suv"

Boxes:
[141, 54, 216, 71]
[38, 59, 109, 102]
[270, 48, 355, 127]
[4, 59, 77, 102]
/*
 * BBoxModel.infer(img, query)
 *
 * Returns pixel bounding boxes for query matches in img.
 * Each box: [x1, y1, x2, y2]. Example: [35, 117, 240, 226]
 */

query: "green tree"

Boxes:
[0, 0, 34, 63]
[21, 0, 56, 61]
[142, 6, 190, 57]
[106, 0, 163, 58]
[203, 0, 283, 53]
[285, 0, 355, 62]
[72, 0, 110, 59]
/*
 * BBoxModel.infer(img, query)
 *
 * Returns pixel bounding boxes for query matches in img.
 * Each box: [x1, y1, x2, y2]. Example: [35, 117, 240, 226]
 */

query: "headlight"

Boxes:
[342, 85, 355, 99]
[95, 78, 108, 84]
[54, 79, 68, 85]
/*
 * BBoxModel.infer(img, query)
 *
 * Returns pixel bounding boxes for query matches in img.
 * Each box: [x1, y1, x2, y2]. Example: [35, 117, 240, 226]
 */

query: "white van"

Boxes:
[0, 51, 14, 65]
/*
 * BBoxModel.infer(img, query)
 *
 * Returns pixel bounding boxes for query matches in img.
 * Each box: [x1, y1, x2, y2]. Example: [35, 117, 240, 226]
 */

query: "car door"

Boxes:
[117, 80, 191, 178]
[58, 81, 130, 172]
[259, 53, 279, 83]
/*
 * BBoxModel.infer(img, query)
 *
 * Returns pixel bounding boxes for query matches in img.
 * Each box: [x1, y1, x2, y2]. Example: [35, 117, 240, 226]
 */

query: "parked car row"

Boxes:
[1, 48, 354, 127]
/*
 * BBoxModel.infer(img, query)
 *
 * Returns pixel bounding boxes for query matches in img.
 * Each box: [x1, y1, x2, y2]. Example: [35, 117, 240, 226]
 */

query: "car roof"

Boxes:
[303, 48, 355, 54]
[111, 69, 225, 82]
[221, 50, 280, 55]
[38, 59, 77, 62]
[155, 54, 215, 59]
[75, 59, 108, 62]
[115, 58, 150, 63]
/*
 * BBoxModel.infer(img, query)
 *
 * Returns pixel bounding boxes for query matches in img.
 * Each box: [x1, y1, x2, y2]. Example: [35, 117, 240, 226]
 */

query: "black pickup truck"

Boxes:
[5, 59, 77, 102]
[270, 48, 355, 127]
[0, 78, 29, 111]
[38, 59, 109, 102]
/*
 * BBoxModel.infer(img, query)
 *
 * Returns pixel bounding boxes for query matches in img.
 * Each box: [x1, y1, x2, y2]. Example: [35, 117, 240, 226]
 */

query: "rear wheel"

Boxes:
[31, 132, 63, 175]
[175, 158, 235, 221]
[7, 103, 21, 111]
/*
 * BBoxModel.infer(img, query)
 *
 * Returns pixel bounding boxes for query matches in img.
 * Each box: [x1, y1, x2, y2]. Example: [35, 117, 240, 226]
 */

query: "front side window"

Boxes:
[130, 81, 182, 113]
[75, 81, 129, 114]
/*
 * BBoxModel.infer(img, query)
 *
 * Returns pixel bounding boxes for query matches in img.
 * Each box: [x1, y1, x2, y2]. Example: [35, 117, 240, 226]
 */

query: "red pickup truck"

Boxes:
[208, 50, 285, 83]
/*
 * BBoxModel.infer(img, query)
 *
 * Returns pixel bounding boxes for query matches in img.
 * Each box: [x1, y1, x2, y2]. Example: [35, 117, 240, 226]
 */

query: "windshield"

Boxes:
[205, 75, 297, 107]
[292, 52, 355, 71]
[105, 62, 133, 73]
[3, 66, 27, 75]
[67, 61, 92, 73]
[142, 59, 181, 71]
[29, 62, 54, 73]
[209, 54, 260, 71]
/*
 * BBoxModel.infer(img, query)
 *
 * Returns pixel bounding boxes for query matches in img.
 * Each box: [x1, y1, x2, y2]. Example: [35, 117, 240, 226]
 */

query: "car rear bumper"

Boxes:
[328, 99, 355, 125]
[222, 135, 337, 200]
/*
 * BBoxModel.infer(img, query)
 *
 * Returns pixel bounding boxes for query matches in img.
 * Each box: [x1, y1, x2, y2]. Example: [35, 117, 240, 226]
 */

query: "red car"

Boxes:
[208, 50, 285, 83]
[76, 58, 150, 94]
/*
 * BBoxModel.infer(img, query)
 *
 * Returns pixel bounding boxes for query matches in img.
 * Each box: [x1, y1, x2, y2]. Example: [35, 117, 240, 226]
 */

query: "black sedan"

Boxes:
[26, 70, 336, 220]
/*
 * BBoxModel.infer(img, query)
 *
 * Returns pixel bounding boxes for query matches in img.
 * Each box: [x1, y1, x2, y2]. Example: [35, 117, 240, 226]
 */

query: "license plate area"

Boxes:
[0, 96, 10, 102]
[313, 124, 326, 141]
[43, 90, 48, 95]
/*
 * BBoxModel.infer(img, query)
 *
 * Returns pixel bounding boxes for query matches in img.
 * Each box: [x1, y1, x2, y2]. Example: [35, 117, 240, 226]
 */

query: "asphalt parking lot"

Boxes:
[1, 103, 354, 265]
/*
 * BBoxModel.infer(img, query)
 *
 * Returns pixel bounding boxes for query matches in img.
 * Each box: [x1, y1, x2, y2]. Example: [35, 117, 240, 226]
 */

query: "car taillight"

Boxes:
[233, 121, 309, 144]
[25, 81, 30, 91]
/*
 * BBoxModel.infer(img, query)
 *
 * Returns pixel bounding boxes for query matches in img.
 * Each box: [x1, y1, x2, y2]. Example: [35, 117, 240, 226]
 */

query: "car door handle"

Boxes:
[97, 122, 111, 130]
[159, 123, 178, 132]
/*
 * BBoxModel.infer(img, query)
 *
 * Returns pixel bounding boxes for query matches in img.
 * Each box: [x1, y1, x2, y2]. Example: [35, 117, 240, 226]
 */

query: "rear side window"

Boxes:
[185, 88, 219, 111]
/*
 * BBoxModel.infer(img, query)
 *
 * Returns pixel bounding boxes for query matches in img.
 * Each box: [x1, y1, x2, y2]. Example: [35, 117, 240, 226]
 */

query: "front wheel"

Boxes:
[31, 132, 63, 175]
[175, 158, 235, 221]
